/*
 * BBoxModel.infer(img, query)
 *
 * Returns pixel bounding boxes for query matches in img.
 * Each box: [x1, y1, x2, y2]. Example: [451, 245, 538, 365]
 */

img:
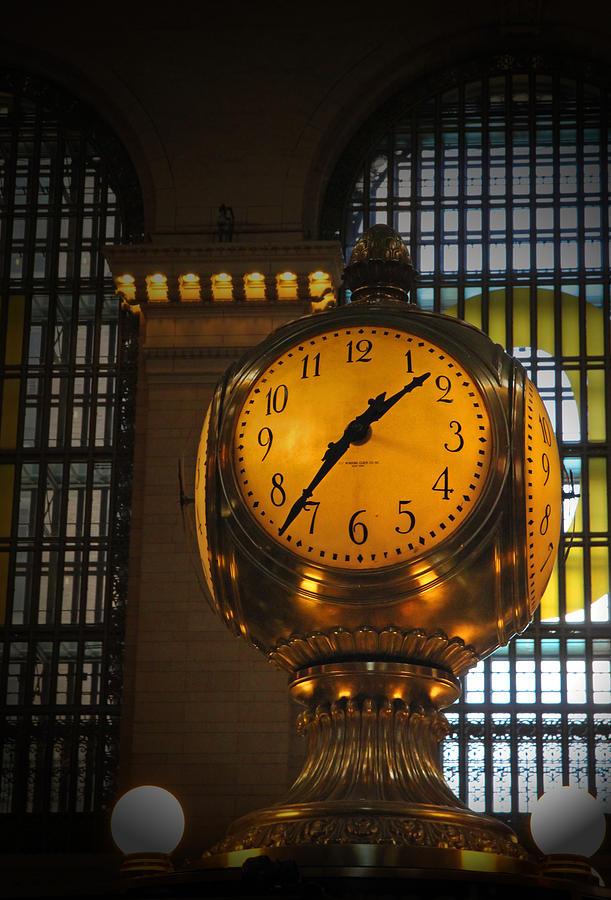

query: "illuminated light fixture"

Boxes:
[276, 270, 298, 301]
[146, 273, 168, 302]
[309, 270, 335, 311]
[179, 273, 201, 302]
[308, 270, 333, 299]
[111, 785, 185, 876]
[530, 786, 606, 884]
[116, 273, 136, 304]
[244, 271, 266, 300]
[211, 272, 233, 301]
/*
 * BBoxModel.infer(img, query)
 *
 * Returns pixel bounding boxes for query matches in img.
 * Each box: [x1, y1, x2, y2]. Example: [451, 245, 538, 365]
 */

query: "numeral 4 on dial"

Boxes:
[432, 467, 454, 500]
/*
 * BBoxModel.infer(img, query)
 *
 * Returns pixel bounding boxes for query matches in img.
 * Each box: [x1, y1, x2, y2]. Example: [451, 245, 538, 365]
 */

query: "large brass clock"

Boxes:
[197, 302, 560, 657]
[194, 225, 563, 871]
[233, 324, 494, 569]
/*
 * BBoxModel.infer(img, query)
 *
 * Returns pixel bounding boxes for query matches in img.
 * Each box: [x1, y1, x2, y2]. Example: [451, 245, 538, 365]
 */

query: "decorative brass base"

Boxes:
[540, 854, 602, 884]
[203, 800, 528, 864]
[202, 661, 531, 874]
[121, 852, 175, 876]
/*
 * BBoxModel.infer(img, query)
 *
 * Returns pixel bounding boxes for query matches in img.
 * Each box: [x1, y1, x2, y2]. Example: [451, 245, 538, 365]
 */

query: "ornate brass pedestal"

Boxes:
[202, 660, 531, 874]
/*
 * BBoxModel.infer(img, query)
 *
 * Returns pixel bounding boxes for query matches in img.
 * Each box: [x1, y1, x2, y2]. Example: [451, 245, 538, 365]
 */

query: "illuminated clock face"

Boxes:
[524, 378, 562, 609]
[232, 325, 494, 570]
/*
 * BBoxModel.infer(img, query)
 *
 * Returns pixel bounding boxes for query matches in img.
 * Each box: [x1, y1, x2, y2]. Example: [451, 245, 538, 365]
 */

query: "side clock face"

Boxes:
[231, 325, 494, 570]
[524, 378, 562, 610]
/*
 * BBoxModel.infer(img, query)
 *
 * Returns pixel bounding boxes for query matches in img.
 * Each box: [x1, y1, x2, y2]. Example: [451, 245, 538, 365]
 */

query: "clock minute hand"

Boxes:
[277, 371, 431, 538]
[370, 370, 431, 421]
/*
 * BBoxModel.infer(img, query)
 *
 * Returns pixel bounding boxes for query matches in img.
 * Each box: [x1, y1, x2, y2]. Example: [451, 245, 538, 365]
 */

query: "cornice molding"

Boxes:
[103, 240, 344, 260]
[102, 240, 345, 308]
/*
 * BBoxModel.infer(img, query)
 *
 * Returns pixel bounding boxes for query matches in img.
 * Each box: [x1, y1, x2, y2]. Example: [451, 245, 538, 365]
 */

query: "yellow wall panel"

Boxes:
[562, 301, 580, 356]
[586, 302, 605, 356]
[587, 370, 606, 441]
[590, 546, 609, 607]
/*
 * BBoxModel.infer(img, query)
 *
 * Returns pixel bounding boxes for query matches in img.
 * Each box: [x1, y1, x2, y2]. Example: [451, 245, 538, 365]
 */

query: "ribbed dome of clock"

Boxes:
[343, 224, 416, 305]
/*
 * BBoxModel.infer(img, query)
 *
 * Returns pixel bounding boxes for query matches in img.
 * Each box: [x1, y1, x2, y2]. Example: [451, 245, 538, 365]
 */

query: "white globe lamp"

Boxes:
[111, 785, 185, 875]
[530, 786, 606, 884]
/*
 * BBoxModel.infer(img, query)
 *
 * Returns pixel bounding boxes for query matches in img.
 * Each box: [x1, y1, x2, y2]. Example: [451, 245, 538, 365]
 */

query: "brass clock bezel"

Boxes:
[214, 303, 511, 603]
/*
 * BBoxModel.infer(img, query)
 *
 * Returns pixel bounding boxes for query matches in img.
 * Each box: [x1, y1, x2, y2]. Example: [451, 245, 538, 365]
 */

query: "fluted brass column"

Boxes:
[286, 663, 460, 807]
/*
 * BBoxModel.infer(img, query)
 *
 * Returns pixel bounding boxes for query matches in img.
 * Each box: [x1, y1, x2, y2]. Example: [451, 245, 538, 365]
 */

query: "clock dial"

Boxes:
[524, 378, 562, 610]
[195, 402, 215, 599]
[232, 326, 493, 569]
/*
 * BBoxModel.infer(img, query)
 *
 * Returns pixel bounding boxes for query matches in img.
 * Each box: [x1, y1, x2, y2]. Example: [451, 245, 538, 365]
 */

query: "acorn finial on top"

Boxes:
[343, 224, 416, 305]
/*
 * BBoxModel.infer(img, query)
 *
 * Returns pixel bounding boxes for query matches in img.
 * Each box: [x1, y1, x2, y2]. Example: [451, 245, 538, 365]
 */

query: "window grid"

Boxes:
[324, 56, 611, 824]
[0, 72, 141, 849]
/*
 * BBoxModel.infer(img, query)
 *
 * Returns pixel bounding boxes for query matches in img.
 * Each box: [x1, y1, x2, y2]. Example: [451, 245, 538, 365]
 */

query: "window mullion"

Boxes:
[457, 79, 466, 320]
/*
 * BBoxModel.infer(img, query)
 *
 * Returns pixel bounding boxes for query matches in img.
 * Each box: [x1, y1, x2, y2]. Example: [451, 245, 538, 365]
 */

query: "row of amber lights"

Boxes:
[115, 270, 334, 303]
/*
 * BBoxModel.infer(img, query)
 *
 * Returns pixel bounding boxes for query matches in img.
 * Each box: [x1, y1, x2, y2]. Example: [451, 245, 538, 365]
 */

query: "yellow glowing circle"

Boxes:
[182, 273, 198, 282]
[248, 272, 264, 281]
[119, 273, 135, 284]
[279, 271, 296, 281]
[150, 273, 165, 283]
[311, 271, 326, 280]
[233, 326, 494, 570]
[215, 272, 231, 282]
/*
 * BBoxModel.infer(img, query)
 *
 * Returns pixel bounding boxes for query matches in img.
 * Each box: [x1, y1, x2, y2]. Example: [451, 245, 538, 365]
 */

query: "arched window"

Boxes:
[0, 70, 143, 849]
[322, 53, 610, 828]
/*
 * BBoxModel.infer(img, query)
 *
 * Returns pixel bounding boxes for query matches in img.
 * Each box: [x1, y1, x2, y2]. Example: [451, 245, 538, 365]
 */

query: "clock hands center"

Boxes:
[277, 371, 431, 537]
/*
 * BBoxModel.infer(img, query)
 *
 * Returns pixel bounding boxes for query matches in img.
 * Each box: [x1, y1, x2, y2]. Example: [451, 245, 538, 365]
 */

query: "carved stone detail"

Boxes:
[269, 626, 479, 678]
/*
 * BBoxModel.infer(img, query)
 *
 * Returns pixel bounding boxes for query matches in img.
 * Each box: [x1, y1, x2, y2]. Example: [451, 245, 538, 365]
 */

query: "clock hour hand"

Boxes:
[277, 431, 352, 536]
[278, 371, 431, 537]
